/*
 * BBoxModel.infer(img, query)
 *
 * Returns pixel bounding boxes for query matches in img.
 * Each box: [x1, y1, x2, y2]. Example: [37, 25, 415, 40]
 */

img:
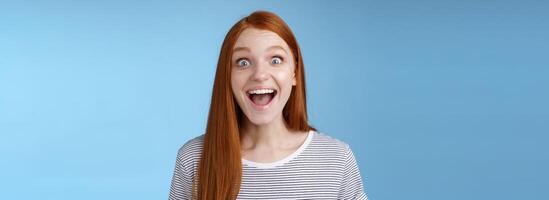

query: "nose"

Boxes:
[251, 61, 269, 82]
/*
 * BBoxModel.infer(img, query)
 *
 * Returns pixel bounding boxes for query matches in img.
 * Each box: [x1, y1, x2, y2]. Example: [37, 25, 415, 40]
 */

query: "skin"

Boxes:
[231, 28, 309, 163]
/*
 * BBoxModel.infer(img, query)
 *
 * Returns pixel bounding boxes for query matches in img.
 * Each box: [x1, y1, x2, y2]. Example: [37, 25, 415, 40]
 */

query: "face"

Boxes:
[231, 27, 296, 126]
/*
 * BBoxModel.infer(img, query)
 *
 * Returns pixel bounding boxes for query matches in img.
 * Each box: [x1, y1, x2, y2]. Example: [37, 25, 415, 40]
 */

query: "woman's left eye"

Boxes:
[271, 56, 283, 65]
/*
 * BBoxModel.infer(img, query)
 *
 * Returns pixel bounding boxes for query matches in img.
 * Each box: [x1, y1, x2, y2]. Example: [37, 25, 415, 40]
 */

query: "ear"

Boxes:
[292, 72, 296, 86]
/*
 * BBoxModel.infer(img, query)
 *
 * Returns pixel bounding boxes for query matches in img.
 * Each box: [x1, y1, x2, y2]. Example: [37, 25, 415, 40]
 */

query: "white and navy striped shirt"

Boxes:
[169, 130, 368, 199]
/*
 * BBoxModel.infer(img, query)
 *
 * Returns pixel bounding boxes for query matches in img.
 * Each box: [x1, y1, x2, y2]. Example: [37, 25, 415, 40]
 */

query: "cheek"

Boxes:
[230, 71, 243, 95]
[274, 69, 295, 92]
[231, 71, 251, 98]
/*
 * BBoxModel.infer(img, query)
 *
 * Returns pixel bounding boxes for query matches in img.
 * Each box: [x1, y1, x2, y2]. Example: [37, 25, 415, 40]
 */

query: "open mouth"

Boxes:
[247, 88, 278, 107]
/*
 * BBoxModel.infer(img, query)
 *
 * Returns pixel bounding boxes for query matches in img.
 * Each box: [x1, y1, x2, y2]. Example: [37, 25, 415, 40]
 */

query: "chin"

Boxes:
[246, 114, 277, 126]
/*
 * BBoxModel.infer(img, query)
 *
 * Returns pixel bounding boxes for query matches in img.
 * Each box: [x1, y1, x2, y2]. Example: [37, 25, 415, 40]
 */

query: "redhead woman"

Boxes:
[169, 11, 368, 200]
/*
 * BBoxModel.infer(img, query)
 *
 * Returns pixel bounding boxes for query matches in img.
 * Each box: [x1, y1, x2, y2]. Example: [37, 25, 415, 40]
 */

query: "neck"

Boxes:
[240, 115, 294, 150]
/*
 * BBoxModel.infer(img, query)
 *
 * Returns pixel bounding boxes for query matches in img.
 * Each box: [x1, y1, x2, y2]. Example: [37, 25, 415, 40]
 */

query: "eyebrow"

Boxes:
[233, 45, 288, 54]
[233, 46, 251, 53]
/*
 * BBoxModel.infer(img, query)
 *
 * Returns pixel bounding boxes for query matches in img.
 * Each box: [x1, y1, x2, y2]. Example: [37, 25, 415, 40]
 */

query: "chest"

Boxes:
[237, 165, 344, 199]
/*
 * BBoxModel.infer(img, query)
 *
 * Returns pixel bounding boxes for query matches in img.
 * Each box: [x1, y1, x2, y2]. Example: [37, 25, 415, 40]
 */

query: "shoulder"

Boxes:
[311, 130, 352, 150]
[175, 134, 204, 169]
[309, 130, 354, 158]
[179, 134, 204, 151]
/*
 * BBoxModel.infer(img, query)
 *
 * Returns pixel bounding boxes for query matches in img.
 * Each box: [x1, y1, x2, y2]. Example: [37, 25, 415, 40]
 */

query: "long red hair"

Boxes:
[196, 11, 315, 199]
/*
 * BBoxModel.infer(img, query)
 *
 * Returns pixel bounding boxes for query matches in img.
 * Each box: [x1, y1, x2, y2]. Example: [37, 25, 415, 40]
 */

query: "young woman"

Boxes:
[169, 11, 368, 200]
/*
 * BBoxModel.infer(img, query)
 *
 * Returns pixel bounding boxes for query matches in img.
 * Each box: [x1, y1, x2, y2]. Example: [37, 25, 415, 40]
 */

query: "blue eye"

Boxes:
[271, 56, 283, 65]
[237, 59, 251, 68]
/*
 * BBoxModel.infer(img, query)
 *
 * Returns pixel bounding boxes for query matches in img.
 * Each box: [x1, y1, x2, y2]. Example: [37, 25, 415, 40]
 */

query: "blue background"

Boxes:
[1, 0, 547, 199]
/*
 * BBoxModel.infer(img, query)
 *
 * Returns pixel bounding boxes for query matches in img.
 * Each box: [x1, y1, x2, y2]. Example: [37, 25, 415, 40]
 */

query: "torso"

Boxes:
[169, 130, 368, 199]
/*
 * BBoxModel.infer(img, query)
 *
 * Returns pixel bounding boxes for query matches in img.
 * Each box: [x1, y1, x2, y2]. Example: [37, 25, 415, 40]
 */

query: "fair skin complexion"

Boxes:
[231, 27, 308, 163]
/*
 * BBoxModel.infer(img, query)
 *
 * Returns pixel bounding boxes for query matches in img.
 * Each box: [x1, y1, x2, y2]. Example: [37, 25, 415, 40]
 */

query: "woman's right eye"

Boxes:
[237, 59, 250, 68]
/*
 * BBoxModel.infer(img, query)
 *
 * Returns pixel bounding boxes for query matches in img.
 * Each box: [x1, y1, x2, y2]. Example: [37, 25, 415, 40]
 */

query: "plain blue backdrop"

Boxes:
[1, 0, 548, 199]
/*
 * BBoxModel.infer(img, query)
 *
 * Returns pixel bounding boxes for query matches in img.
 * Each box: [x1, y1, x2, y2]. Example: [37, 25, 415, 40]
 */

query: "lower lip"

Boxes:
[247, 93, 277, 111]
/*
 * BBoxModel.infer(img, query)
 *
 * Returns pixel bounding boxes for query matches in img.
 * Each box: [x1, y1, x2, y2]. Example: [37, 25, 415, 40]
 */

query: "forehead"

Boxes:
[233, 28, 290, 52]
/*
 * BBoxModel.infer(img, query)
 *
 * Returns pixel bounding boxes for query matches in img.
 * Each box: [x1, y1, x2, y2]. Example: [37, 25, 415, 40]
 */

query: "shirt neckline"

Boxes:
[241, 130, 314, 169]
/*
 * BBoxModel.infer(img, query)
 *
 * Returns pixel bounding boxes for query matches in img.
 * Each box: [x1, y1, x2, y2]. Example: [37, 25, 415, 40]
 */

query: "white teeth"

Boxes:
[248, 89, 275, 94]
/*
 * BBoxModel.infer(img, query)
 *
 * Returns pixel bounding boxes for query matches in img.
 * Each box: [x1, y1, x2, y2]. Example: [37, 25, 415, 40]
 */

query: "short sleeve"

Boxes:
[340, 145, 369, 200]
[168, 148, 193, 200]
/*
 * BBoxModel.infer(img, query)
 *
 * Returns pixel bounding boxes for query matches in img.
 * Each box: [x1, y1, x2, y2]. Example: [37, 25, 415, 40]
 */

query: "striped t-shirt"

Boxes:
[169, 130, 368, 199]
